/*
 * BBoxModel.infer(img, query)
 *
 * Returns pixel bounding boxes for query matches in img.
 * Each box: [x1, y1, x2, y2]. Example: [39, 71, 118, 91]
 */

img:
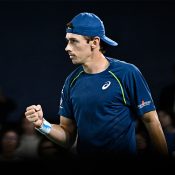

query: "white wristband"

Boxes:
[35, 119, 52, 135]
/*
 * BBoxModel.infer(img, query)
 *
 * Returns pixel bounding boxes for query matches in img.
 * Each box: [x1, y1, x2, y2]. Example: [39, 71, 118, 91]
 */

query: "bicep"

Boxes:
[141, 110, 159, 124]
[141, 110, 162, 133]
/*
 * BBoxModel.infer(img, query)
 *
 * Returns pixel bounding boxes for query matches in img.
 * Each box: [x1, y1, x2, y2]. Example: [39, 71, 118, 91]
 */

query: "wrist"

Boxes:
[35, 118, 52, 135]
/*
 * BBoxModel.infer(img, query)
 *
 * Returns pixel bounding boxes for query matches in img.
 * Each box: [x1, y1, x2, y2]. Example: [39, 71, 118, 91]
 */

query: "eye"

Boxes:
[70, 39, 78, 43]
[65, 38, 79, 45]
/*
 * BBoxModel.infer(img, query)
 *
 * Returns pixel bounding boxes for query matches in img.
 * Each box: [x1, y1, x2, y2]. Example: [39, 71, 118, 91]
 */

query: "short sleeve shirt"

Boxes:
[59, 57, 155, 155]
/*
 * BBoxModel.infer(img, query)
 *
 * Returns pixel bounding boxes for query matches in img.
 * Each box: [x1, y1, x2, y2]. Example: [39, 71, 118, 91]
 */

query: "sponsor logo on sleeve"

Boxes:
[138, 100, 151, 109]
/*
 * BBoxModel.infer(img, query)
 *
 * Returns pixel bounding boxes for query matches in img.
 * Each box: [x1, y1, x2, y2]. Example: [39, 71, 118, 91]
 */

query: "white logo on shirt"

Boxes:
[138, 100, 151, 109]
[60, 85, 65, 109]
[60, 98, 63, 109]
[102, 81, 111, 90]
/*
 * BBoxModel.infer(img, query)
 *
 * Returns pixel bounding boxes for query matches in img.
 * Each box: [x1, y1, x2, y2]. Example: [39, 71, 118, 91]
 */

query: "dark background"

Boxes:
[0, 0, 175, 123]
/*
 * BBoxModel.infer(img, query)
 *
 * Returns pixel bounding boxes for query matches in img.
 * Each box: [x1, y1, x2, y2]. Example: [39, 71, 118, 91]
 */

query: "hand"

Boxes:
[25, 104, 43, 128]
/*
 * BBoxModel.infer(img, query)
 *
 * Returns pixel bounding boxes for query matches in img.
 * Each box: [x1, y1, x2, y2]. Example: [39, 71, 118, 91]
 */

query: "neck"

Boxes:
[82, 52, 109, 74]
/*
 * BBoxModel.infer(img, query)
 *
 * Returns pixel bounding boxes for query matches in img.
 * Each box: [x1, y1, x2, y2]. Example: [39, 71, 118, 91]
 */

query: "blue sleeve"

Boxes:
[124, 65, 156, 117]
[58, 79, 74, 119]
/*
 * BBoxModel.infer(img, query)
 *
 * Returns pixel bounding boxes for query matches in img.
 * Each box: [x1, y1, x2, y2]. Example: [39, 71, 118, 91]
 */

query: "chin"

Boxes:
[72, 60, 81, 65]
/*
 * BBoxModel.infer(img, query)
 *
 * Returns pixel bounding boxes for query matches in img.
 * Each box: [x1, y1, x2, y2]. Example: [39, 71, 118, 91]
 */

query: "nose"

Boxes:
[65, 42, 71, 52]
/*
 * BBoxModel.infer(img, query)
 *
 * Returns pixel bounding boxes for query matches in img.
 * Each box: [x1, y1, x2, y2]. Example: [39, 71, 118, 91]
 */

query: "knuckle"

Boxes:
[26, 115, 30, 119]
[25, 112, 30, 116]
[31, 109, 35, 113]
[26, 105, 36, 111]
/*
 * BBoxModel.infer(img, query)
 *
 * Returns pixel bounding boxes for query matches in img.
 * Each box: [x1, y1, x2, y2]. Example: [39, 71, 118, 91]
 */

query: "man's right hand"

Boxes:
[25, 104, 43, 128]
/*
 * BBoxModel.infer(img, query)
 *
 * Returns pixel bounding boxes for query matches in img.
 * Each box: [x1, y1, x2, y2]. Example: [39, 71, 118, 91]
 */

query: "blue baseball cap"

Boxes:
[66, 12, 118, 46]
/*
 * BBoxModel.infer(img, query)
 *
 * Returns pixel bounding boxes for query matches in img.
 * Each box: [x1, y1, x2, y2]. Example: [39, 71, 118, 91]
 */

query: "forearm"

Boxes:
[144, 120, 168, 156]
[142, 111, 168, 156]
[46, 124, 72, 148]
[36, 119, 76, 149]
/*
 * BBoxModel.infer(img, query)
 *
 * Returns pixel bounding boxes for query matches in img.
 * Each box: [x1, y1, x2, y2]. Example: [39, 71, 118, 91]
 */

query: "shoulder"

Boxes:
[107, 57, 141, 74]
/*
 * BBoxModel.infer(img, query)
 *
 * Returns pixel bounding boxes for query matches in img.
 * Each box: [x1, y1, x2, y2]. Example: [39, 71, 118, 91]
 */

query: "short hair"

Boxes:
[66, 22, 74, 30]
[83, 36, 108, 54]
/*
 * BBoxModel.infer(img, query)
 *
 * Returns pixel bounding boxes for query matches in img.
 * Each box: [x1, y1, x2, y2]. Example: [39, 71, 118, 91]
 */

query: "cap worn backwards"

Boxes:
[66, 12, 118, 46]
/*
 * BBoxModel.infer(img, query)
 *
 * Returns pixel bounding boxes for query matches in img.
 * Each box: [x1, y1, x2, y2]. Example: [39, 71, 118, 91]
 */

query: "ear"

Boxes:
[90, 37, 100, 49]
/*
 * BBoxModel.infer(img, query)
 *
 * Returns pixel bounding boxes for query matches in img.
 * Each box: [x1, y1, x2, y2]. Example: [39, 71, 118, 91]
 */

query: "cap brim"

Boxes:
[101, 35, 118, 46]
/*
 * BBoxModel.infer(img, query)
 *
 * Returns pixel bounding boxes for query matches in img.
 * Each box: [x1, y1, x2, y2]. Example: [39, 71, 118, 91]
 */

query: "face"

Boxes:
[2, 131, 19, 152]
[65, 33, 92, 65]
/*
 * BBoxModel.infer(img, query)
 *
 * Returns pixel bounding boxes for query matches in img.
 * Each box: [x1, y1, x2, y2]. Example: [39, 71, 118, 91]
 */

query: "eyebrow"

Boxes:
[65, 37, 78, 41]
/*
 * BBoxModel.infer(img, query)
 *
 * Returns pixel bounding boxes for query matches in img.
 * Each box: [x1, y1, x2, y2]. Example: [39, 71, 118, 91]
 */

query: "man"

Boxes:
[25, 12, 168, 158]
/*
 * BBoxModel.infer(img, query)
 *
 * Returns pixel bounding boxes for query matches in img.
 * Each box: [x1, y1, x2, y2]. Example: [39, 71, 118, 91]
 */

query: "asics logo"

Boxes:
[102, 81, 111, 90]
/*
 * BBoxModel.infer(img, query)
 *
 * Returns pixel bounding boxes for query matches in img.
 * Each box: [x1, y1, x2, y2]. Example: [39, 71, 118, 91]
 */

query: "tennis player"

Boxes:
[25, 12, 168, 157]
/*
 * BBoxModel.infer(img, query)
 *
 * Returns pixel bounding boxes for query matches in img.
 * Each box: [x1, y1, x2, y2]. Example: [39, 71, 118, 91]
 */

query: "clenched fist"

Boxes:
[25, 104, 43, 128]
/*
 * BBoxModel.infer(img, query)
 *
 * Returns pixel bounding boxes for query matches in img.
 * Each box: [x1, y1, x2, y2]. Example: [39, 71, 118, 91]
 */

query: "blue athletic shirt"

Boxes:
[59, 57, 155, 155]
